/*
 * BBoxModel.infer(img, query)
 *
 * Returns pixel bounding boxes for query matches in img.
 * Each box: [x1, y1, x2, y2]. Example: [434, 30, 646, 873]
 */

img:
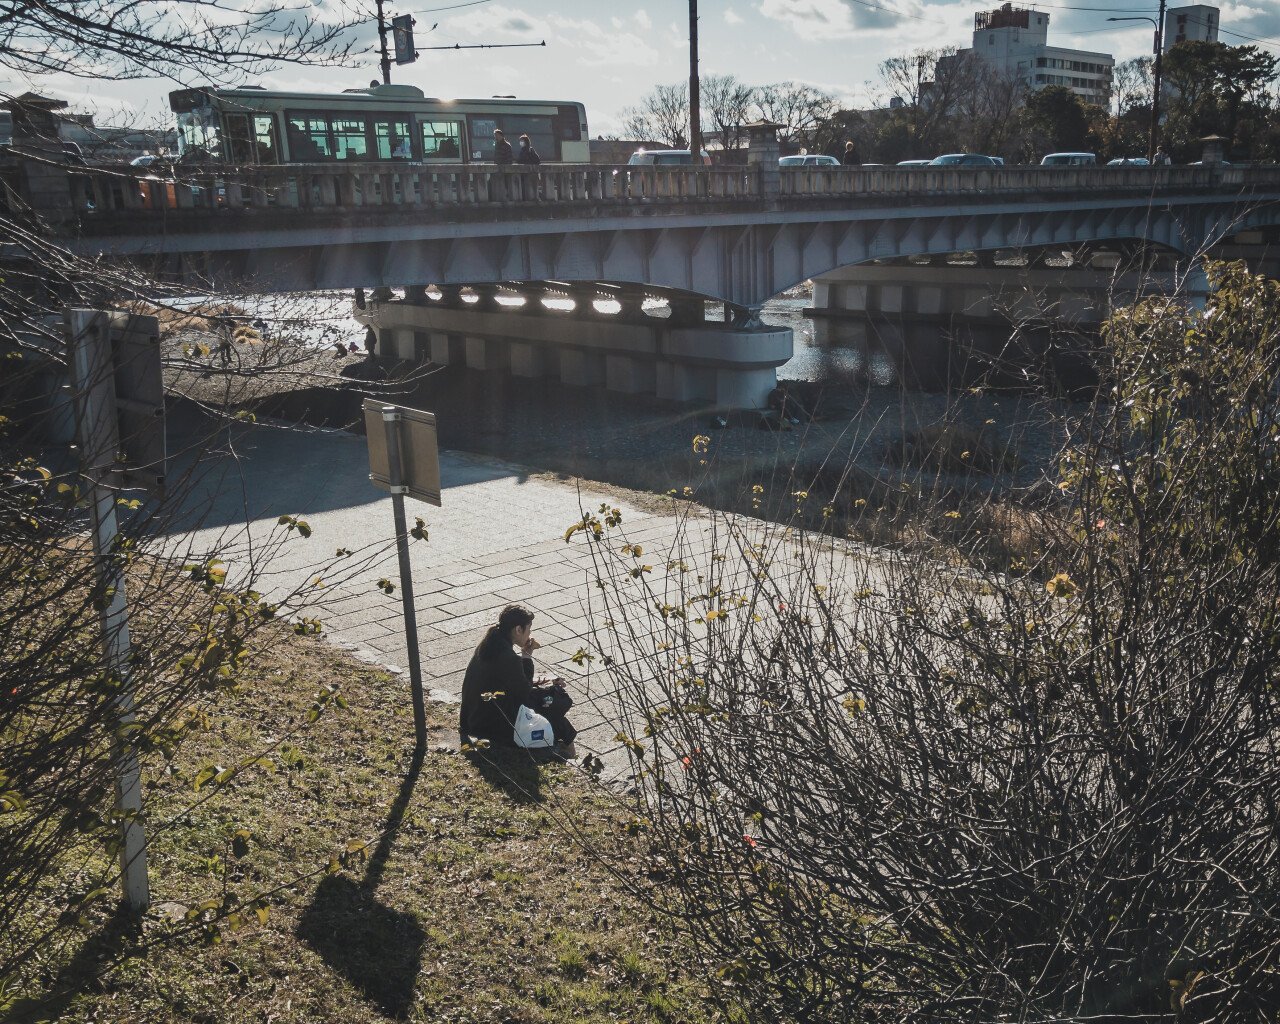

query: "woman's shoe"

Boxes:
[558, 741, 578, 760]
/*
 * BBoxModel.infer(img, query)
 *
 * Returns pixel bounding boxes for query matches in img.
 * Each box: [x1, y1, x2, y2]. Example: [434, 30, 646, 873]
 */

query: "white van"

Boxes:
[1040, 152, 1096, 167]
[627, 149, 712, 166]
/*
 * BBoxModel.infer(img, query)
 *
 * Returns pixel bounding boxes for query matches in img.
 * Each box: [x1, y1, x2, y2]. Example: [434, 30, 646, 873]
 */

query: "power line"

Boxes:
[1217, 26, 1280, 50]
[400, 0, 495, 14]
[843, 0, 948, 26]
[1026, 3, 1158, 12]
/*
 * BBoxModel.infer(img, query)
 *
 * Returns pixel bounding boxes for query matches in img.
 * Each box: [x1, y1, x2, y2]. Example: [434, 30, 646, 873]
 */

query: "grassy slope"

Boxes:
[11, 627, 718, 1024]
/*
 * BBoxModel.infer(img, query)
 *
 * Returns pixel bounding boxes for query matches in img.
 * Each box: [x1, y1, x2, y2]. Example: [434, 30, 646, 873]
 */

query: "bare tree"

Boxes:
[1113, 56, 1154, 116]
[701, 74, 756, 154]
[621, 82, 690, 148]
[573, 261, 1280, 1021]
[0, 0, 359, 80]
[752, 81, 837, 150]
[0, 0, 428, 1003]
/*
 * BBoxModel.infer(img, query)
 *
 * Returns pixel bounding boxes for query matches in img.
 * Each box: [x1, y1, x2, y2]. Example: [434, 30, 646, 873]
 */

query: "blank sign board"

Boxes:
[363, 399, 442, 506]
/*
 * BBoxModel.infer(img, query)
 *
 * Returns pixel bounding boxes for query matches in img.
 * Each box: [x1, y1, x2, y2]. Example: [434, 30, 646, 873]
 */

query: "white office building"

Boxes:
[959, 4, 1114, 106]
[1164, 4, 1219, 50]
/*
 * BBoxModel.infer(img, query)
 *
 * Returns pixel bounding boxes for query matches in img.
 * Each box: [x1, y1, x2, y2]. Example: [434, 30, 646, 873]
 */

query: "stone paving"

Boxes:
[163, 410, 891, 779]
[165, 416, 720, 774]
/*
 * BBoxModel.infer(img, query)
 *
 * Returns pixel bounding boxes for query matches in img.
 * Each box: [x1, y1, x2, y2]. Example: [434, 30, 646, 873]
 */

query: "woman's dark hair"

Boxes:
[475, 604, 534, 659]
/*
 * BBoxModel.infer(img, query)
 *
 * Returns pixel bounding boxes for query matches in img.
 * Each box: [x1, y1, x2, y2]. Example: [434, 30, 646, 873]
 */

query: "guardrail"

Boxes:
[70, 163, 761, 216]
[777, 164, 1274, 196]
[56, 161, 1280, 218]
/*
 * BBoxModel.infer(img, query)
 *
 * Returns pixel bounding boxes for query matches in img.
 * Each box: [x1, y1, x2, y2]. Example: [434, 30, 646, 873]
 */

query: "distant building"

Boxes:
[954, 3, 1114, 107]
[2, 92, 174, 163]
[1164, 4, 1219, 50]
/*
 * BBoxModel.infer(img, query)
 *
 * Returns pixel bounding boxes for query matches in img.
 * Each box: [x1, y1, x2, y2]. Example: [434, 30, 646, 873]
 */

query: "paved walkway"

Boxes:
[166, 416, 723, 774]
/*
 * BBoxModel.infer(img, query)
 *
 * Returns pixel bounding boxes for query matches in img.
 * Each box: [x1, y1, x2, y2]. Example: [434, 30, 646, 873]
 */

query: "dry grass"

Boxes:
[127, 300, 251, 336]
[6, 623, 719, 1024]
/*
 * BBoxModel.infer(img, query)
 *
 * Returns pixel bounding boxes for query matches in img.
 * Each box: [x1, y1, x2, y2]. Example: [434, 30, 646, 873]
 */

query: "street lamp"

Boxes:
[1109, 0, 1167, 163]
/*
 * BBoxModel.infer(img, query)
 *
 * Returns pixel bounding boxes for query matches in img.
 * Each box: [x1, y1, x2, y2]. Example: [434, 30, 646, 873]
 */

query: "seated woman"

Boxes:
[459, 604, 576, 755]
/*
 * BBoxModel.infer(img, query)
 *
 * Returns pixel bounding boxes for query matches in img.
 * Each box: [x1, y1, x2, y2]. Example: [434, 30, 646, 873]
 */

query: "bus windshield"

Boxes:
[176, 109, 222, 161]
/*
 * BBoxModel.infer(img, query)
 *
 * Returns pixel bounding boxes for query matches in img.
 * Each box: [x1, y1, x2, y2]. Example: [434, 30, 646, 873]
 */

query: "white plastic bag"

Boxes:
[513, 704, 556, 749]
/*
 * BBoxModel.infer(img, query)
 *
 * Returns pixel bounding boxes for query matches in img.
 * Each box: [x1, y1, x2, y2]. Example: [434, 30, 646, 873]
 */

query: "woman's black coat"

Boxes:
[458, 643, 533, 744]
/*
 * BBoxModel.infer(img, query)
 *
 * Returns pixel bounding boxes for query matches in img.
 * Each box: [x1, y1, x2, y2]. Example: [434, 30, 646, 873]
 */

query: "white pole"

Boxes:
[68, 309, 150, 913]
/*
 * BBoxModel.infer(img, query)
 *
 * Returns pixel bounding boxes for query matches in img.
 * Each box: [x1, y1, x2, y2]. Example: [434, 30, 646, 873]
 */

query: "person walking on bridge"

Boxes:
[516, 134, 540, 166]
[842, 141, 862, 166]
[493, 129, 514, 165]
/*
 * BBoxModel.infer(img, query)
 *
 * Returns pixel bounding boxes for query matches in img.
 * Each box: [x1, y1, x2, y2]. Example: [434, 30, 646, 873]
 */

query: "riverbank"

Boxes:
[5, 613, 718, 1024]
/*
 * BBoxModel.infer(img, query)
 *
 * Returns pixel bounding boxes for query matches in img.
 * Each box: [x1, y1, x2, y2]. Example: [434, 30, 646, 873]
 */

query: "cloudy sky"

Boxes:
[7, 0, 1279, 134]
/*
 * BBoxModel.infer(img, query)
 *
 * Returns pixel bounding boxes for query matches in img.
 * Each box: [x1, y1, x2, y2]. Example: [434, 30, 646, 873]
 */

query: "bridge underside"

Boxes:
[78, 195, 1278, 307]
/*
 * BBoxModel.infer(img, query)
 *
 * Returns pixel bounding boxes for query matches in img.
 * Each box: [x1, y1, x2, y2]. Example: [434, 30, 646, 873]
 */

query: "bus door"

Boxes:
[372, 115, 414, 159]
[419, 118, 466, 162]
[223, 112, 280, 164]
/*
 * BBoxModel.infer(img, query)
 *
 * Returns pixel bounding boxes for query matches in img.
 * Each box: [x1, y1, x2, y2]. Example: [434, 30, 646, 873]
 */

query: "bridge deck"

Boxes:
[57, 162, 1280, 232]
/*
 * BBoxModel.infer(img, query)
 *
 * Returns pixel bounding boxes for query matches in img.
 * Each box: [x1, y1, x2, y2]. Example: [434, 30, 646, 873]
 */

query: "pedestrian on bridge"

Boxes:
[516, 134, 541, 166]
[493, 129, 514, 165]
[842, 141, 862, 167]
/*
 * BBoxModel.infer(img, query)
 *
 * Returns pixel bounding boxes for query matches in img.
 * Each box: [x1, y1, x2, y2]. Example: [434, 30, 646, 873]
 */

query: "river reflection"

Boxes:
[175, 290, 901, 386]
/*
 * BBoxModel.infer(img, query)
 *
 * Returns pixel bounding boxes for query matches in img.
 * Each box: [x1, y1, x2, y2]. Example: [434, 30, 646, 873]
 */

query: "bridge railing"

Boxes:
[776, 164, 1262, 196]
[69, 162, 762, 216]
[58, 160, 1280, 219]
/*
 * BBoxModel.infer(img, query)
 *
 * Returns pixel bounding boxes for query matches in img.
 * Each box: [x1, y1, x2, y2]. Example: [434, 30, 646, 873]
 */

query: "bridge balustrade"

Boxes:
[68, 162, 765, 216]
[48, 159, 1280, 223]
[777, 164, 1243, 197]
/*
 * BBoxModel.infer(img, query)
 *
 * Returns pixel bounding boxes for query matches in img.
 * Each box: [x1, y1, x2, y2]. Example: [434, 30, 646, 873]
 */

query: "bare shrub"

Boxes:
[576, 262, 1280, 1022]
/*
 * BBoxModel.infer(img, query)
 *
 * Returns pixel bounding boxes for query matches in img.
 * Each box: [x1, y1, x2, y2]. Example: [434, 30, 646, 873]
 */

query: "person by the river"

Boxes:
[459, 604, 577, 756]
[842, 141, 861, 166]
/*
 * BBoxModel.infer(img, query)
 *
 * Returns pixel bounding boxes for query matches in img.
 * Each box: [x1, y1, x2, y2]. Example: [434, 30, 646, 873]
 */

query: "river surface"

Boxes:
[176, 290, 890, 384]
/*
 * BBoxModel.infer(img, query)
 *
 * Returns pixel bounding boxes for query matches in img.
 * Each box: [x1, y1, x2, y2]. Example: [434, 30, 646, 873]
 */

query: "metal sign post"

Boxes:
[65, 308, 164, 914]
[363, 400, 441, 752]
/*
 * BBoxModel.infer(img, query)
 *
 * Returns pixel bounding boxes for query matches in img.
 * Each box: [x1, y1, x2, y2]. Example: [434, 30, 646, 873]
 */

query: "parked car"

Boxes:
[929, 153, 1001, 166]
[627, 149, 712, 166]
[1188, 160, 1232, 166]
[897, 159, 932, 167]
[1041, 151, 1095, 166]
[779, 154, 840, 167]
[1107, 156, 1149, 166]
[130, 153, 175, 170]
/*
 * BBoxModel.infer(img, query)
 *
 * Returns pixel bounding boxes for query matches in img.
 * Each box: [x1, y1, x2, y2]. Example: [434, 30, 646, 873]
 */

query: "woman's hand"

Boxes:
[521, 636, 541, 657]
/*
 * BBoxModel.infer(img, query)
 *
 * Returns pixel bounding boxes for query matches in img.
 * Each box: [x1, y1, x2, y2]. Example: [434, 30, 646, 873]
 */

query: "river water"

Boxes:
[191, 290, 890, 385]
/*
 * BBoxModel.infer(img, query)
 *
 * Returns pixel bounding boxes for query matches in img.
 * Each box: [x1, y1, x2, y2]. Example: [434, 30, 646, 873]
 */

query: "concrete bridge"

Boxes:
[8, 127, 1280, 405]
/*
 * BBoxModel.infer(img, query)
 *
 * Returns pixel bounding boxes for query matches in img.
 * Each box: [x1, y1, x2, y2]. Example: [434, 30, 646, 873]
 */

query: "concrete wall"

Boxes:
[361, 298, 792, 410]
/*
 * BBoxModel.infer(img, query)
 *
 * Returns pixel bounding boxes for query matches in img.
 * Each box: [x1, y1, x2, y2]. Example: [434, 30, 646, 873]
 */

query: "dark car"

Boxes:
[930, 153, 1002, 167]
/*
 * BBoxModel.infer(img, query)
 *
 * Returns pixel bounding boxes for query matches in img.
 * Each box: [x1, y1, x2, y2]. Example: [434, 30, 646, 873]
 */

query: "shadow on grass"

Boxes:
[6, 905, 140, 1024]
[295, 874, 426, 1019]
[466, 747, 547, 804]
[296, 746, 426, 1020]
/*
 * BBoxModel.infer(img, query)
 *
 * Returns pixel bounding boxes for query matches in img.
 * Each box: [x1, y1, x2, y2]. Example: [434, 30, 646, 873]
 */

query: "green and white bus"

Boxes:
[169, 83, 590, 165]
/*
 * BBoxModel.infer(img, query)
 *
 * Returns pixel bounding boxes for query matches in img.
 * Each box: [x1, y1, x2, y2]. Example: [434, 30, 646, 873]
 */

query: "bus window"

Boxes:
[225, 114, 256, 163]
[554, 105, 582, 142]
[254, 114, 279, 164]
[286, 114, 332, 161]
[420, 120, 463, 160]
[373, 118, 413, 159]
[176, 108, 221, 161]
[502, 117, 554, 161]
[331, 117, 368, 160]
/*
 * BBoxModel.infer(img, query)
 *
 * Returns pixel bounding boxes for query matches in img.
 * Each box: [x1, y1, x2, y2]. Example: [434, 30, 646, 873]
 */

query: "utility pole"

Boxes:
[1150, 0, 1167, 163]
[1109, 2, 1167, 162]
[688, 0, 701, 158]
[376, 0, 393, 84]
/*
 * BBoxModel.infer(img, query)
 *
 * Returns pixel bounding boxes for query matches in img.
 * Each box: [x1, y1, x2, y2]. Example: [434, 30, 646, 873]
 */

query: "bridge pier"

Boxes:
[360, 284, 791, 409]
[810, 256, 1203, 389]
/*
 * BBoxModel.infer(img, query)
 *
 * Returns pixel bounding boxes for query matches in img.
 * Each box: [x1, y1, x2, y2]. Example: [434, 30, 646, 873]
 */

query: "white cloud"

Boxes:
[725, 7, 744, 24]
